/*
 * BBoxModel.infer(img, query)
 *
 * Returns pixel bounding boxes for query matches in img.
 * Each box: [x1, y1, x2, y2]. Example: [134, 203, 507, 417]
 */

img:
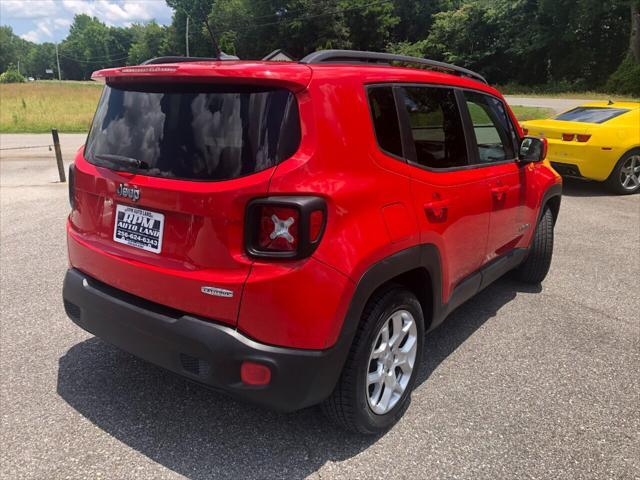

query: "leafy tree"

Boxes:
[24, 43, 57, 79]
[59, 15, 120, 79]
[0, 0, 636, 87]
[278, 0, 351, 57]
[391, 0, 460, 44]
[128, 22, 169, 64]
[166, 0, 222, 57]
[631, 0, 640, 61]
[606, 54, 640, 95]
[0, 66, 26, 83]
[388, 0, 631, 87]
[541, 0, 629, 87]
[223, 0, 290, 58]
[606, 1, 640, 94]
[0, 26, 32, 74]
[341, 0, 399, 52]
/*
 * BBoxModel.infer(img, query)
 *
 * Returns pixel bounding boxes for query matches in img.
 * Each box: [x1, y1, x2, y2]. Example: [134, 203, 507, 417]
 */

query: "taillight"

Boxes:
[257, 206, 299, 252]
[245, 196, 326, 259]
[309, 210, 324, 242]
[68, 163, 76, 209]
[562, 133, 591, 142]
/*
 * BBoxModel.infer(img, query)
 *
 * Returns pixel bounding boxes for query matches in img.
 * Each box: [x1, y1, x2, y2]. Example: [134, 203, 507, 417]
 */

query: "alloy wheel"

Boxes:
[366, 309, 418, 415]
[620, 155, 640, 191]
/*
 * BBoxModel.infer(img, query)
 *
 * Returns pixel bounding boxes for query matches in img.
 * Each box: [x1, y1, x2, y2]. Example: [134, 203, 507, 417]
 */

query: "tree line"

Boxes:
[1, 0, 638, 94]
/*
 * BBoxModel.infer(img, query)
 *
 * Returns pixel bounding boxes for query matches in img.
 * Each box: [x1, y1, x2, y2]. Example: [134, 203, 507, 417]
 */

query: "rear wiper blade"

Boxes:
[95, 154, 149, 169]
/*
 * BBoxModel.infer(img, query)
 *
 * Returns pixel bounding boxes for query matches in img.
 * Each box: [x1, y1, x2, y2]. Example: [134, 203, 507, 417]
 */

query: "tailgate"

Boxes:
[68, 78, 303, 326]
[69, 155, 270, 325]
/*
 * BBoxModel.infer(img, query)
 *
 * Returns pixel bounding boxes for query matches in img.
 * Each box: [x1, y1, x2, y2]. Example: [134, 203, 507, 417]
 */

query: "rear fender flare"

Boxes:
[538, 183, 562, 227]
[337, 244, 444, 347]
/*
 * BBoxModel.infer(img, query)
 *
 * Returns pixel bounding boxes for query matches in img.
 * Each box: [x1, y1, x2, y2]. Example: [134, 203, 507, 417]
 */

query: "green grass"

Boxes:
[0, 81, 554, 134]
[0, 81, 103, 133]
[509, 106, 554, 121]
[500, 89, 639, 102]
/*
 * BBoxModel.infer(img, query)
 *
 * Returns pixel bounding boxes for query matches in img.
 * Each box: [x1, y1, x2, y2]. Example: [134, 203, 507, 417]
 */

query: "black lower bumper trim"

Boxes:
[62, 269, 349, 412]
[551, 162, 583, 178]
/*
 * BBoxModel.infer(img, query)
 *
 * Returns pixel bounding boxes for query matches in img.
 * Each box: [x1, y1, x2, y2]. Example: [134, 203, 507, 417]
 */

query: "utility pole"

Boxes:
[55, 43, 62, 80]
[17, 60, 20, 74]
[186, 15, 190, 57]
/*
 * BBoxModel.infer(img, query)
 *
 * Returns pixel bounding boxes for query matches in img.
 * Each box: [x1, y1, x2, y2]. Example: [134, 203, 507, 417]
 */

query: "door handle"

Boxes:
[491, 185, 510, 200]
[424, 199, 450, 219]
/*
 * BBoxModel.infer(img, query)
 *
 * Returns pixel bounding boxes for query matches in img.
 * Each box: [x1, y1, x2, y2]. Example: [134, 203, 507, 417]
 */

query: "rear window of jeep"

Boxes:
[85, 83, 301, 181]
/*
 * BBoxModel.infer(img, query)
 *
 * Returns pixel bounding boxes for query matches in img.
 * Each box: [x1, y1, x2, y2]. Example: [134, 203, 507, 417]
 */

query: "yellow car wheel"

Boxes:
[606, 149, 640, 195]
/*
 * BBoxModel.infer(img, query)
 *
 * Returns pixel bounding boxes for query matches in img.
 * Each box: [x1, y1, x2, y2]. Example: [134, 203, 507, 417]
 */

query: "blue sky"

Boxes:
[0, 0, 174, 43]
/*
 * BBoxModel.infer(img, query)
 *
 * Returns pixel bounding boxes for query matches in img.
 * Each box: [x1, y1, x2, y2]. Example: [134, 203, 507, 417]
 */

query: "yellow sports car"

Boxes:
[522, 102, 640, 194]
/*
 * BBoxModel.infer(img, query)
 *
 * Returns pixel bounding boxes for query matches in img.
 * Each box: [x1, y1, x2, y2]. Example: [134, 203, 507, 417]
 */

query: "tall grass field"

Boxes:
[0, 81, 103, 133]
[0, 81, 554, 134]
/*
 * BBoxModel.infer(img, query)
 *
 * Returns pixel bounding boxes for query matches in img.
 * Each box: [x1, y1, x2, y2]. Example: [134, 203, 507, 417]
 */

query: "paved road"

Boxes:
[504, 96, 598, 114]
[1, 137, 639, 479]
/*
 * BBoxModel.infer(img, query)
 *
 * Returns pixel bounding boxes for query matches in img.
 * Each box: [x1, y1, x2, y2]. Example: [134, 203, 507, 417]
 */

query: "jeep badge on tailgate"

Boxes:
[116, 183, 140, 202]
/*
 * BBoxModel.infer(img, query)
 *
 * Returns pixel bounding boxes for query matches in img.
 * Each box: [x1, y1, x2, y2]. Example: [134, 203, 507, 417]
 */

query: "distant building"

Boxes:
[262, 49, 296, 62]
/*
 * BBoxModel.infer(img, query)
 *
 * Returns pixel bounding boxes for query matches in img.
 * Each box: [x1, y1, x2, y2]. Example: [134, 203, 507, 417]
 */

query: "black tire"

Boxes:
[321, 287, 424, 434]
[605, 149, 640, 195]
[513, 208, 554, 284]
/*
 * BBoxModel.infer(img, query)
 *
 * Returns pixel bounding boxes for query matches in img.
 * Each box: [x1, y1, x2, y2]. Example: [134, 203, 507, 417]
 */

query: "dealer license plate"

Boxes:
[113, 204, 164, 254]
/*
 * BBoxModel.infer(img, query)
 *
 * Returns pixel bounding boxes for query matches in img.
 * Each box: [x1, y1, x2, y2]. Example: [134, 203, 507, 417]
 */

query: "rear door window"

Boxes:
[368, 87, 403, 158]
[399, 86, 468, 169]
[85, 83, 301, 181]
[555, 107, 630, 124]
[463, 91, 517, 164]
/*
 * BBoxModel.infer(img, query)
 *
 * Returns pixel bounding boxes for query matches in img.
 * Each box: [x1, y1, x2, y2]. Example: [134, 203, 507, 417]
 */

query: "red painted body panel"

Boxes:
[69, 146, 269, 325]
[67, 60, 560, 350]
[238, 258, 354, 349]
[409, 168, 491, 303]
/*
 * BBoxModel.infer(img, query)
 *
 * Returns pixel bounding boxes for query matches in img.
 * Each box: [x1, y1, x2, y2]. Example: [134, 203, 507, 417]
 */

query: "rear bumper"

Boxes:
[546, 141, 619, 181]
[62, 268, 348, 412]
[550, 162, 584, 179]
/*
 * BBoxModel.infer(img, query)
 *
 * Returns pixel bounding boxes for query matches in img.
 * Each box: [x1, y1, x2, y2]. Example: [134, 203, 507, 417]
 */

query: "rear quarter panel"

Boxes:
[238, 71, 421, 348]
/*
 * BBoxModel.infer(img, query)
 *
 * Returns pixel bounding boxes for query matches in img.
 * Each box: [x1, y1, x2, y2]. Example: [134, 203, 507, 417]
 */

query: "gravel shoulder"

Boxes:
[504, 96, 598, 113]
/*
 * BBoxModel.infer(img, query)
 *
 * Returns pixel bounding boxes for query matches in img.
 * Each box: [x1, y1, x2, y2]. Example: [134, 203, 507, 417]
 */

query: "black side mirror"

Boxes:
[518, 136, 548, 163]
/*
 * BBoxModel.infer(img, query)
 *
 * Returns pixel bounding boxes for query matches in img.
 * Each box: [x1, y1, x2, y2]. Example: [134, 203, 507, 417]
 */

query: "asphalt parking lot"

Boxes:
[1, 134, 639, 479]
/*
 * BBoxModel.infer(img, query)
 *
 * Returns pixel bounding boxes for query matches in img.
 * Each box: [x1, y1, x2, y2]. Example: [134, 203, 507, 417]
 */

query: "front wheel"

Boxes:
[321, 288, 424, 434]
[606, 149, 640, 195]
[513, 208, 554, 284]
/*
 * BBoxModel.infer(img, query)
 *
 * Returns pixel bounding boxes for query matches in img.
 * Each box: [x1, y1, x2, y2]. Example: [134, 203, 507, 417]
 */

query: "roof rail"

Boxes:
[142, 54, 239, 65]
[300, 50, 487, 84]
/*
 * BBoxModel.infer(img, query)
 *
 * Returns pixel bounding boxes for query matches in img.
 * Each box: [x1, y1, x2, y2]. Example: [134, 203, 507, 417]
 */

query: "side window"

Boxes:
[400, 87, 468, 169]
[368, 87, 403, 158]
[463, 91, 517, 163]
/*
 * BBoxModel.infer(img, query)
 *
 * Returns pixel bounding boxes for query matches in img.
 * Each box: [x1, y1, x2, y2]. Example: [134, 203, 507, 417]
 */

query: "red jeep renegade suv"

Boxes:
[63, 50, 562, 434]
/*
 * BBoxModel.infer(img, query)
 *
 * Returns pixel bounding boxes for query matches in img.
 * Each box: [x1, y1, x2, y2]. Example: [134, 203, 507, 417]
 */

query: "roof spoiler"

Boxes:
[300, 50, 487, 84]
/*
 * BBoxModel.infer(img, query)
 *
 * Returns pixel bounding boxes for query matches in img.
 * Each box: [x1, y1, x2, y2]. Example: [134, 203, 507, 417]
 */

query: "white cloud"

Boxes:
[21, 30, 42, 43]
[5, 1, 173, 43]
[1, 0, 57, 19]
[19, 17, 73, 43]
[54, 18, 73, 29]
[61, 0, 170, 25]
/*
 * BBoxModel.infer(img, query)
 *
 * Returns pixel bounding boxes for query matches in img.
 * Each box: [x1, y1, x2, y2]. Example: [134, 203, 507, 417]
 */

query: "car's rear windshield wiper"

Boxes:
[94, 154, 149, 170]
